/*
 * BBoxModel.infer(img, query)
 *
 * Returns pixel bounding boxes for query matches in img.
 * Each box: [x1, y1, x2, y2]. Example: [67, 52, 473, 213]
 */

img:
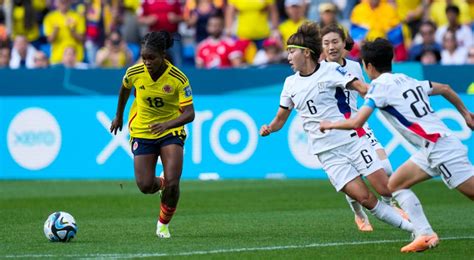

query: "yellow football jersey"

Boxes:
[122, 61, 193, 139]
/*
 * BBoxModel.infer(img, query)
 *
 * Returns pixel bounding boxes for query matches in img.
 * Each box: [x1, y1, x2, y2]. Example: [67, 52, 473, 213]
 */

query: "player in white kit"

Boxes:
[320, 38, 474, 252]
[320, 24, 406, 232]
[260, 22, 414, 235]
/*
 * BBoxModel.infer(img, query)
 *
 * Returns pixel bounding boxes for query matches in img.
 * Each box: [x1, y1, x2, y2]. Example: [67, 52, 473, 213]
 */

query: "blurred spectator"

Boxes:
[441, 29, 468, 64]
[469, 0, 474, 22]
[234, 38, 258, 65]
[318, 3, 339, 29]
[338, 0, 359, 24]
[305, 0, 329, 22]
[225, 0, 279, 49]
[435, 5, 473, 48]
[429, 0, 471, 27]
[418, 47, 442, 64]
[59, 45, 88, 69]
[95, 30, 132, 68]
[279, 0, 308, 47]
[394, 0, 425, 37]
[82, 0, 121, 67]
[9, 35, 36, 68]
[195, 13, 243, 68]
[185, 0, 222, 43]
[252, 37, 284, 66]
[467, 45, 474, 64]
[138, 0, 183, 66]
[350, 0, 410, 61]
[0, 7, 8, 43]
[121, 0, 141, 44]
[409, 20, 442, 61]
[32, 50, 49, 68]
[0, 45, 10, 68]
[5, 0, 41, 48]
[43, 0, 85, 65]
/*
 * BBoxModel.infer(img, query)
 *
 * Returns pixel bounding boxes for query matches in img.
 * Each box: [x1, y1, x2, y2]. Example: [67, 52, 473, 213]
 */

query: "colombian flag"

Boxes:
[350, 24, 369, 42]
[349, 24, 369, 60]
[387, 25, 408, 61]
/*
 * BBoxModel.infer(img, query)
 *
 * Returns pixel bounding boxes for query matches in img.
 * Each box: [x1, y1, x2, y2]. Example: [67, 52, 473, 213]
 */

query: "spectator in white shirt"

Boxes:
[435, 5, 473, 49]
[441, 30, 468, 65]
[9, 35, 37, 69]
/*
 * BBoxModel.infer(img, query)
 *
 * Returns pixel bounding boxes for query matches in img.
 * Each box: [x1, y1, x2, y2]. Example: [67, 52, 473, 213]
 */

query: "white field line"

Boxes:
[3, 236, 474, 259]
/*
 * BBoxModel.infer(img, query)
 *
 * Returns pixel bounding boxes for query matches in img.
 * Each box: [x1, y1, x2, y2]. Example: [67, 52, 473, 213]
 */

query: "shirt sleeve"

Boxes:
[418, 80, 433, 95]
[279, 78, 293, 110]
[365, 82, 387, 108]
[74, 14, 86, 35]
[122, 72, 133, 89]
[179, 79, 193, 107]
[332, 64, 357, 89]
[43, 14, 53, 37]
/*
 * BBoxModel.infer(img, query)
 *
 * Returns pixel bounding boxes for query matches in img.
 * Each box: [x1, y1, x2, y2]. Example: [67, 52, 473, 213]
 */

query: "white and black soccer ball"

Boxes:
[43, 211, 78, 242]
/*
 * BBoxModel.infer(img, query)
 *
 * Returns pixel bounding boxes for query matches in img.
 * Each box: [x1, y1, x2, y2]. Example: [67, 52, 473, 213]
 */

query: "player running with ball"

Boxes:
[110, 31, 195, 239]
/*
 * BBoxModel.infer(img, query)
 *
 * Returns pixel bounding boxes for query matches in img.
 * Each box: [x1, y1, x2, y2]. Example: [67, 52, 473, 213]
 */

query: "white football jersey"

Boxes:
[365, 73, 451, 148]
[321, 58, 372, 137]
[321, 58, 365, 113]
[280, 61, 358, 154]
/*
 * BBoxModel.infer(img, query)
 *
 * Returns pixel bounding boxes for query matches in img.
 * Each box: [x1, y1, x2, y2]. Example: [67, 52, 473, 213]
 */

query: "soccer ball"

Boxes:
[43, 211, 78, 242]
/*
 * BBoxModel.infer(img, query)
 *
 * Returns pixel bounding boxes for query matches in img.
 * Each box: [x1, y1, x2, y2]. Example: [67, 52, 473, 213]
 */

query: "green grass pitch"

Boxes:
[1, 179, 473, 259]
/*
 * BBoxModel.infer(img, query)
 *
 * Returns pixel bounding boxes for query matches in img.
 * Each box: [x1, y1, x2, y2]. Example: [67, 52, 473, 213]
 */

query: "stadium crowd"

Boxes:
[0, 0, 473, 69]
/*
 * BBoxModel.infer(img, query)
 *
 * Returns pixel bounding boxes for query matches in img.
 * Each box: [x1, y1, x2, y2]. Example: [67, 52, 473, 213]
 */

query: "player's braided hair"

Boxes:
[287, 22, 322, 62]
[320, 24, 354, 52]
[141, 31, 174, 54]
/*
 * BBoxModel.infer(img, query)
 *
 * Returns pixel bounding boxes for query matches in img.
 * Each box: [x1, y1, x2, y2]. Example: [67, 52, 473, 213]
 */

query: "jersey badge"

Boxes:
[317, 82, 326, 93]
[163, 85, 173, 93]
[336, 66, 347, 75]
[184, 86, 193, 97]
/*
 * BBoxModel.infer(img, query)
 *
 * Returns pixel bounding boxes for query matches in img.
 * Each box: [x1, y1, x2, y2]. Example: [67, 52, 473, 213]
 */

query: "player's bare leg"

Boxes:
[388, 160, 438, 252]
[134, 154, 162, 194]
[343, 177, 413, 233]
[156, 144, 184, 238]
[456, 176, 474, 200]
[366, 169, 409, 220]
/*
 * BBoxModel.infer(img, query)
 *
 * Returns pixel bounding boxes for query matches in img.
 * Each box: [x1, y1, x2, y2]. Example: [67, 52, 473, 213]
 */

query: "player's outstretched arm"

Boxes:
[110, 85, 131, 135]
[320, 105, 374, 132]
[260, 107, 291, 136]
[347, 79, 369, 97]
[430, 82, 474, 130]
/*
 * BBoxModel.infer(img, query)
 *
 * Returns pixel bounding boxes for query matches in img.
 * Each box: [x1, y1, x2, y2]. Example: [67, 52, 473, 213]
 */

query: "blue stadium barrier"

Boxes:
[1, 95, 473, 180]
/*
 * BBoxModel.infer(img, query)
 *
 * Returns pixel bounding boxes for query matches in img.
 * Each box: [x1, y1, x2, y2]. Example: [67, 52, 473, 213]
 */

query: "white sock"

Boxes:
[157, 220, 168, 227]
[369, 200, 414, 232]
[393, 189, 434, 237]
[380, 158, 393, 175]
[345, 194, 368, 219]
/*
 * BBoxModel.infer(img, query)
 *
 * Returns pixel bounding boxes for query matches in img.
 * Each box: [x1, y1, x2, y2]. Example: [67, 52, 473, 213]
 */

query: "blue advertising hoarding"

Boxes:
[0, 95, 473, 179]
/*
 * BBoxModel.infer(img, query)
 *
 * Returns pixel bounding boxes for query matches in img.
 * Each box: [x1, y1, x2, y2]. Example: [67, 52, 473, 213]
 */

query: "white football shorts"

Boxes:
[410, 135, 474, 189]
[317, 136, 383, 191]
